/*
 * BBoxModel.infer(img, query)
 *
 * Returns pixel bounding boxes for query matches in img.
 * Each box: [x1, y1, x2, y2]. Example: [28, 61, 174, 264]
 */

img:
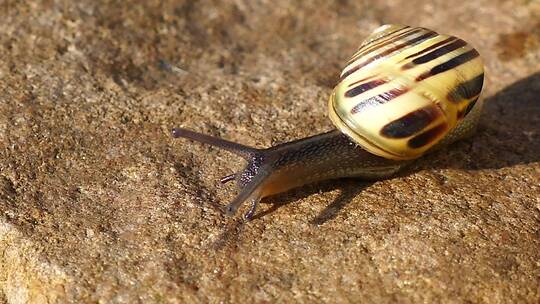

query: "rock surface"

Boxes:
[0, 0, 539, 303]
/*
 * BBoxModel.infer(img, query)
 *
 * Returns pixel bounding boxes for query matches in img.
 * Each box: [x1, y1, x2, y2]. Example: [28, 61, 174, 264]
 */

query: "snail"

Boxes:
[172, 24, 485, 220]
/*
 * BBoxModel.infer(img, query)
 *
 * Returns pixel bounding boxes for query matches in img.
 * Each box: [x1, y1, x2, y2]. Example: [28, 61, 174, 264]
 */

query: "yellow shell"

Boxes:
[328, 24, 484, 160]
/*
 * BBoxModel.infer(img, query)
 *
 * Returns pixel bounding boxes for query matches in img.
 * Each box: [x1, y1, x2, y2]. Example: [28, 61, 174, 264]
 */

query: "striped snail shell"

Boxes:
[329, 24, 484, 160]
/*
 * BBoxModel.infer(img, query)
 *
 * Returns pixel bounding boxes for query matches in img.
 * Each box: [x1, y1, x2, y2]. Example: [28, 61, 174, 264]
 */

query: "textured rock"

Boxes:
[0, 0, 539, 303]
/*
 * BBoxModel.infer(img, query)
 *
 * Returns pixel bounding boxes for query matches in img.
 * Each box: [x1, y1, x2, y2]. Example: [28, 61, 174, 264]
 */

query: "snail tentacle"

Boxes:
[219, 173, 237, 184]
[243, 198, 260, 221]
[171, 128, 257, 160]
[171, 127, 271, 218]
[224, 164, 268, 216]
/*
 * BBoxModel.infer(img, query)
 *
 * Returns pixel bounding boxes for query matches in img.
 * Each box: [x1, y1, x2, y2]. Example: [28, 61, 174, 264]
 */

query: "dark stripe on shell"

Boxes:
[402, 38, 467, 70]
[447, 73, 484, 103]
[380, 106, 441, 138]
[457, 96, 479, 119]
[345, 28, 425, 69]
[412, 39, 467, 64]
[404, 36, 456, 60]
[340, 65, 362, 82]
[416, 49, 480, 81]
[408, 123, 448, 148]
[360, 26, 411, 48]
[342, 31, 438, 81]
[345, 79, 387, 97]
[350, 27, 419, 63]
[350, 88, 409, 114]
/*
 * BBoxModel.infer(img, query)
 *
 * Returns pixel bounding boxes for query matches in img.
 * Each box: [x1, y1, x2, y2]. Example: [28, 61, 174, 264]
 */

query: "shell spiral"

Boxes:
[328, 24, 485, 160]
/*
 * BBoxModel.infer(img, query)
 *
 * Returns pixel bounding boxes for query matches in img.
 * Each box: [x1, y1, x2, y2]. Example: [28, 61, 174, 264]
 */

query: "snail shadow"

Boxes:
[422, 71, 540, 171]
[251, 72, 540, 223]
[478, 71, 540, 165]
[210, 180, 370, 250]
[252, 179, 371, 225]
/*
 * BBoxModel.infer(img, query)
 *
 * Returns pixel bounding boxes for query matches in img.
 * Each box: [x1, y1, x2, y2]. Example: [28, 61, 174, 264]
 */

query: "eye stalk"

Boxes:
[172, 128, 268, 220]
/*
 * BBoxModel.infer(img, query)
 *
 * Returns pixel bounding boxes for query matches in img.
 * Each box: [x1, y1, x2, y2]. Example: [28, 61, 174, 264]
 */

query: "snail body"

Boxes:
[173, 25, 485, 220]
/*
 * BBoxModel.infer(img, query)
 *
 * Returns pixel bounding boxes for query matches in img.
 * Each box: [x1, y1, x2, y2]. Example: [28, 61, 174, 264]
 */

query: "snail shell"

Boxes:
[329, 24, 484, 160]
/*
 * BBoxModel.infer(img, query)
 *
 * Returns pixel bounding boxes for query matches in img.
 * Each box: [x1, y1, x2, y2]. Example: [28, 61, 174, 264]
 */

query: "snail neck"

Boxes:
[243, 129, 407, 200]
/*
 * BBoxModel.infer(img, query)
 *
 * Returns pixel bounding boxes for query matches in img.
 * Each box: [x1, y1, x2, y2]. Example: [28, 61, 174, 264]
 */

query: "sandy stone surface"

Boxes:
[1, 0, 539, 303]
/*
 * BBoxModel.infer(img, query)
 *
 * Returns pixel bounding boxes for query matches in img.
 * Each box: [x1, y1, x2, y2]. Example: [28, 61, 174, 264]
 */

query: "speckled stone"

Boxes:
[0, 1, 539, 303]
